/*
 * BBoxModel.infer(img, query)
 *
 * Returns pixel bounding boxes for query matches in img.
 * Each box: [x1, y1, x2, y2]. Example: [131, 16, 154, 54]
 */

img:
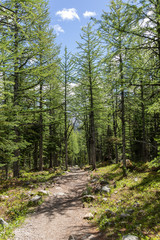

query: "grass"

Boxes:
[0, 168, 63, 240]
[88, 164, 160, 240]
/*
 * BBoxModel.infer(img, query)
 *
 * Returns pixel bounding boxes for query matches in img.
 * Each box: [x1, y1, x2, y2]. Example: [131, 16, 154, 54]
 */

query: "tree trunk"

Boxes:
[39, 81, 43, 171]
[141, 81, 147, 162]
[120, 53, 126, 176]
[33, 141, 38, 170]
[89, 60, 96, 170]
[113, 89, 119, 164]
[64, 47, 68, 171]
[13, 4, 20, 178]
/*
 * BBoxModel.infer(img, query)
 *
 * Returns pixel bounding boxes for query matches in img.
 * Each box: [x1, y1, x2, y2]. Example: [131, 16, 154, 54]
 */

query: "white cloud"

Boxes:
[83, 11, 96, 18]
[53, 24, 64, 35]
[56, 8, 80, 21]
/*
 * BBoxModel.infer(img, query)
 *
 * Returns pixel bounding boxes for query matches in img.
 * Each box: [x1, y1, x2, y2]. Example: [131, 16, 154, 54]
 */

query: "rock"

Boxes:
[90, 178, 98, 183]
[120, 213, 131, 219]
[83, 195, 95, 202]
[54, 192, 66, 197]
[0, 218, 9, 227]
[30, 195, 42, 204]
[101, 185, 111, 193]
[122, 234, 139, 240]
[38, 190, 49, 196]
[0, 195, 9, 201]
[68, 235, 76, 240]
[102, 197, 108, 202]
[28, 191, 34, 196]
[84, 213, 94, 220]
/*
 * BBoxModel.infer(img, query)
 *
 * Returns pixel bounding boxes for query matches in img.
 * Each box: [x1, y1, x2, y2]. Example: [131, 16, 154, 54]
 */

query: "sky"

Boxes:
[48, 0, 111, 54]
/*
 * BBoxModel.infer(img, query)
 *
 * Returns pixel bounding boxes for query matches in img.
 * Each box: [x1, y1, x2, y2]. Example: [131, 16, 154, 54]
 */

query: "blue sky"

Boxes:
[48, 0, 110, 53]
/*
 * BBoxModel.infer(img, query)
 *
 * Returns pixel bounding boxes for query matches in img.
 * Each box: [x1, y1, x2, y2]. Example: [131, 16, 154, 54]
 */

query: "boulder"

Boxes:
[84, 213, 94, 220]
[122, 235, 139, 240]
[0, 218, 9, 227]
[101, 185, 111, 193]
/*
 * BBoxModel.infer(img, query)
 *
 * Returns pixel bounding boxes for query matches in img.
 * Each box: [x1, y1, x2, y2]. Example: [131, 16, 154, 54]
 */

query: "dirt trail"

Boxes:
[13, 168, 102, 240]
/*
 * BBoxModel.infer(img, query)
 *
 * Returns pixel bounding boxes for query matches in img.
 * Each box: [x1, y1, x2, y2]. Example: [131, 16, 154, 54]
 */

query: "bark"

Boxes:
[39, 81, 43, 171]
[140, 81, 147, 161]
[113, 89, 119, 164]
[33, 141, 38, 170]
[64, 48, 68, 171]
[13, 3, 20, 178]
[120, 53, 126, 175]
[89, 61, 96, 170]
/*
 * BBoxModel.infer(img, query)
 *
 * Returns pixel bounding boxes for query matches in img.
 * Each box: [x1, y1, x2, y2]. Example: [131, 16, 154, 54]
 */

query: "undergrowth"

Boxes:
[0, 168, 63, 240]
[89, 164, 160, 240]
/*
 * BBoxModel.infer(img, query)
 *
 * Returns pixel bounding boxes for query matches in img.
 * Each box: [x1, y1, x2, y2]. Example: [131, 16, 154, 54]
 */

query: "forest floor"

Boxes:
[7, 167, 104, 240]
[0, 164, 160, 240]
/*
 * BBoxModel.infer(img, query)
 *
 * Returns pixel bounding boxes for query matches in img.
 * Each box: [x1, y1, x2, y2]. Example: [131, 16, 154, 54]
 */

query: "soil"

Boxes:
[12, 168, 104, 240]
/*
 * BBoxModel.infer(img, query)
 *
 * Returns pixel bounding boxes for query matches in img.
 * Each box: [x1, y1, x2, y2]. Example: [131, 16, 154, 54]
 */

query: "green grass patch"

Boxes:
[90, 164, 160, 240]
[0, 168, 63, 239]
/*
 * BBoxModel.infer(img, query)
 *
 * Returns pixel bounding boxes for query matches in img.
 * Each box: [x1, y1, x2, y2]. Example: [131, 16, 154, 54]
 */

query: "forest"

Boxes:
[0, 0, 160, 239]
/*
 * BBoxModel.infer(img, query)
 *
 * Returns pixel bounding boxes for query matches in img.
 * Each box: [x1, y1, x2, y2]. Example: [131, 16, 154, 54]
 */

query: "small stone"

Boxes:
[38, 190, 49, 196]
[101, 185, 111, 193]
[30, 195, 42, 203]
[102, 197, 108, 202]
[90, 178, 98, 183]
[114, 191, 118, 194]
[84, 213, 94, 220]
[54, 192, 66, 196]
[83, 195, 95, 202]
[122, 234, 139, 240]
[0, 195, 9, 201]
[0, 218, 9, 227]
[28, 191, 34, 196]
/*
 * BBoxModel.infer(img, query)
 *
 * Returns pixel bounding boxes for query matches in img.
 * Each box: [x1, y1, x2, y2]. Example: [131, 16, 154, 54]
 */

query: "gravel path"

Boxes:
[13, 168, 103, 240]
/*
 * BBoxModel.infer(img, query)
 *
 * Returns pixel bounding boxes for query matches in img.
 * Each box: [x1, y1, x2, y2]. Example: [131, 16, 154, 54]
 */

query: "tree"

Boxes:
[75, 22, 103, 170]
